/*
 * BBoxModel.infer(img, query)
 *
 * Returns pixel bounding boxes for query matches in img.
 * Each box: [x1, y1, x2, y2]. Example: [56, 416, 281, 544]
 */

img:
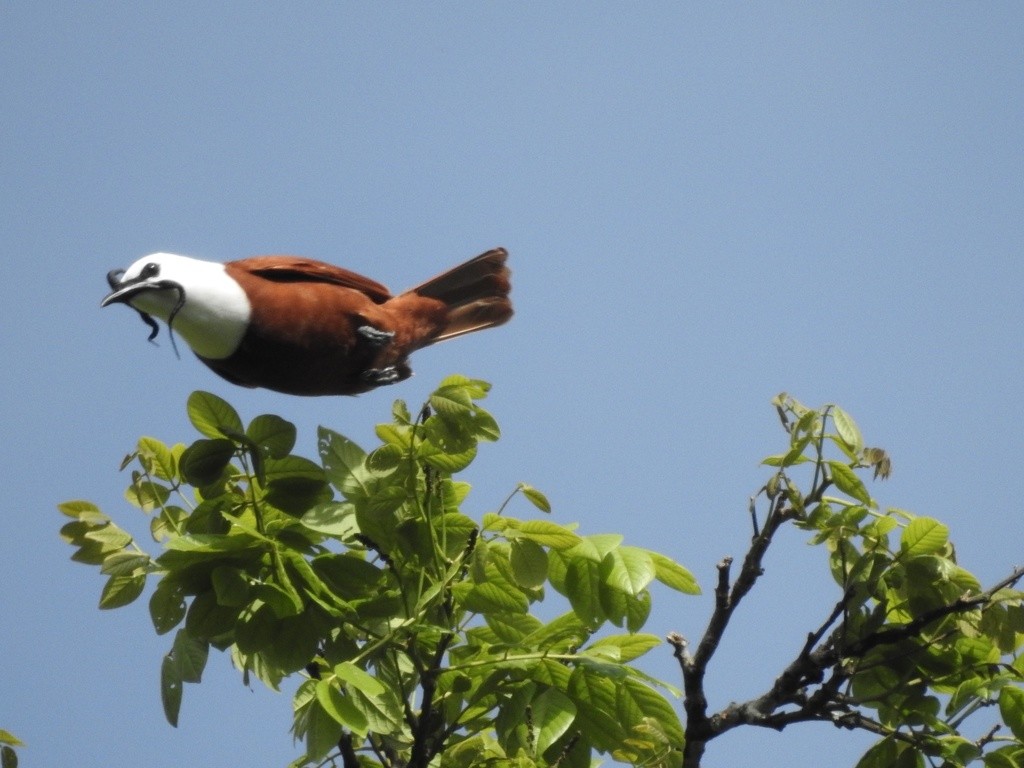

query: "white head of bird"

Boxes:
[102, 252, 251, 359]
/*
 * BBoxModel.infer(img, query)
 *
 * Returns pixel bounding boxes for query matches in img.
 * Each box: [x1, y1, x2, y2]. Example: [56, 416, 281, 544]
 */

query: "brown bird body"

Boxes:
[102, 248, 512, 396]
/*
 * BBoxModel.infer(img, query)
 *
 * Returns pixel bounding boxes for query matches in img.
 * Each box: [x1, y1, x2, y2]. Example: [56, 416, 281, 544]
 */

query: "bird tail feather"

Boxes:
[408, 248, 513, 342]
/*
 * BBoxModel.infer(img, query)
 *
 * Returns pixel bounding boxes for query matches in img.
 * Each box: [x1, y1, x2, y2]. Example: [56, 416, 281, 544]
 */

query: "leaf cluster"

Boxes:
[60, 376, 700, 768]
[741, 395, 1024, 768]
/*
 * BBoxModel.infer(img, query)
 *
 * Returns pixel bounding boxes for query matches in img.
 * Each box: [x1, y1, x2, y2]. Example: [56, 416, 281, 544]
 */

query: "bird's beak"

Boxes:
[101, 270, 155, 307]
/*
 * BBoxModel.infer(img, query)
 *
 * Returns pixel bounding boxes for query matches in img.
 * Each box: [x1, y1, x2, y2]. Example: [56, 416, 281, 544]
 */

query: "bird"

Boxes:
[101, 248, 512, 396]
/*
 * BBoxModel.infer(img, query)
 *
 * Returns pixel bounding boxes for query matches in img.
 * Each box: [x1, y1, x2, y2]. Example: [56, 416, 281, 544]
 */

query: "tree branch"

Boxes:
[678, 493, 799, 767]
[842, 565, 1024, 658]
[687, 564, 1024, 760]
[408, 631, 455, 768]
[338, 733, 360, 768]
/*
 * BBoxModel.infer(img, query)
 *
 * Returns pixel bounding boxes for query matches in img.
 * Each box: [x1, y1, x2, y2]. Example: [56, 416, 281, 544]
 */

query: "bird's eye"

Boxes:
[140, 263, 160, 279]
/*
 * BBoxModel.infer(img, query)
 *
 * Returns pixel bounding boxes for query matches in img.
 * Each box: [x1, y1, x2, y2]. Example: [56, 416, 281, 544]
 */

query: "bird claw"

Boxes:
[362, 366, 402, 386]
[357, 325, 395, 348]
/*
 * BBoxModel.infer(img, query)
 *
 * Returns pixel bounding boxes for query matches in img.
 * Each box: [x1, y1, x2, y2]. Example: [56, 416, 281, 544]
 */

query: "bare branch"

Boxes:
[681, 493, 800, 766]
[338, 733, 360, 768]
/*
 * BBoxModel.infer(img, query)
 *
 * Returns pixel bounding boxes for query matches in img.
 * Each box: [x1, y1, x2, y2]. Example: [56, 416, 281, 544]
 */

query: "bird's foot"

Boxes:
[362, 366, 402, 386]
[357, 325, 395, 348]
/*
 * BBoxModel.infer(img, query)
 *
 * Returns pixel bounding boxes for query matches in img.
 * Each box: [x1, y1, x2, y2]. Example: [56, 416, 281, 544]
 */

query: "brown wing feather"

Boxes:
[229, 256, 393, 303]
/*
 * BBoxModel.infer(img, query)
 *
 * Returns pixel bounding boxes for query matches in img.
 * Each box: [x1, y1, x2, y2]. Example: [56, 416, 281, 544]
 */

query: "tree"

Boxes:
[59, 377, 1024, 767]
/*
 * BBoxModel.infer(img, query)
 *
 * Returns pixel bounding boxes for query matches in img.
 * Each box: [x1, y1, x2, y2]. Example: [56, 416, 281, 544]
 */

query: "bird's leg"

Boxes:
[361, 366, 402, 386]
[361, 360, 412, 388]
[357, 324, 395, 349]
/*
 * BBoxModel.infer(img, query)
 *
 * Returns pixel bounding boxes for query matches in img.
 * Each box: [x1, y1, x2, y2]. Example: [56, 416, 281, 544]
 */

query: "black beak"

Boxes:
[101, 269, 187, 357]
[101, 270, 156, 307]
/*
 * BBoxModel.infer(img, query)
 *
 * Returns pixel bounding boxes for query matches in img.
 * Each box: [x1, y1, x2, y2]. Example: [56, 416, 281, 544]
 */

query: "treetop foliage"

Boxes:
[57, 378, 1024, 768]
[60, 375, 698, 767]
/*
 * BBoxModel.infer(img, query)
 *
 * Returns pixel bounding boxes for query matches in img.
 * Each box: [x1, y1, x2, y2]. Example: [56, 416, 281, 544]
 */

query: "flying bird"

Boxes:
[102, 248, 512, 396]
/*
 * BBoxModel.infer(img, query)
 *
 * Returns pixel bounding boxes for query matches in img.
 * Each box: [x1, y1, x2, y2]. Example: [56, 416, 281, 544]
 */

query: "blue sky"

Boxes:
[3, 4, 1023, 766]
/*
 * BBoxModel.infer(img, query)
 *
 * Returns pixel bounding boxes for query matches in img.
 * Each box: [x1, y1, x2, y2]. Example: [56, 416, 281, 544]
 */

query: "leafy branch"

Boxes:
[673, 394, 1024, 768]
[60, 376, 699, 768]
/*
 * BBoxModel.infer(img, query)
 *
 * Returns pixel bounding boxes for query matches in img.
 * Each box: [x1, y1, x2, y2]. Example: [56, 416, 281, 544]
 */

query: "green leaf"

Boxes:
[624, 589, 652, 633]
[375, 422, 414, 450]
[599, 579, 629, 627]
[172, 628, 209, 683]
[161, 650, 182, 727]
[187, 391, 243, 439]
[138, 436, 177, 480]
[486, 612, 543, 643]
[57, 499, 104, 519]
[179, 439, 235, 487]
[999, 685, 1024, 741]
[986, 746, 1024, 768]
[566, 667, 626, 751]
[211, 566, 250, 607]
[827, 461, 871, 505]
[312, 554, 384, 600]
[334, 661, 385, 696]
[234, 604, 276, 653]
[392, 398, 412, 424]
[532, 687, 577, 757]
[124, 476, 170, 512]
[469, 407, 501, 442]
[454, 581, 529, 614]
[316, 679, 369, 737]
[99, 551, 150, 576]
[0, 731, 24, 748]
[517, 520, 581, 550]
[586, 633, 662, 663]
[150, 580, 187, 635]
[438, 373, 491, 396]
[523, 612, 592, 653]
[832, 406, 864, 453]
[563, 556, 604, 628]
[649, 551, 701, 595]
[519, 483, 552, 513]
[430, 383, 475, 418]
[317, 427, 367, 492]
[301, 502, 357, 537]
[761, 449, 811, 468]
[349, 686, 406, 734]
[419, 435, 478, 473]
[185, 590, 239, 640]
[616, 678, 684, 746]
[99, 572, 146, 609]
[154, 504, 191, 540]
[600, 546, 654, 596]
[366, 443, 403, 471]
[84, 524, 133, 551]
[305, 710, 344, 762]
[1, 745, 17, 768]
[428, 446, 481, 475]
[257, 579, 304, 619]
[262, 455, 331, 514]
[263, 455, 326, 485]
[510, 538, 549, 589]
[900, 517, 949, 556]
[158, 631, 209, 728]
[246, 414, 296, 458]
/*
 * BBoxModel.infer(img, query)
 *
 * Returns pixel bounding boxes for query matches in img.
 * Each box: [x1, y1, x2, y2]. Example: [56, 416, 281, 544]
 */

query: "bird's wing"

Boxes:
[229, 256, 393, 303]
